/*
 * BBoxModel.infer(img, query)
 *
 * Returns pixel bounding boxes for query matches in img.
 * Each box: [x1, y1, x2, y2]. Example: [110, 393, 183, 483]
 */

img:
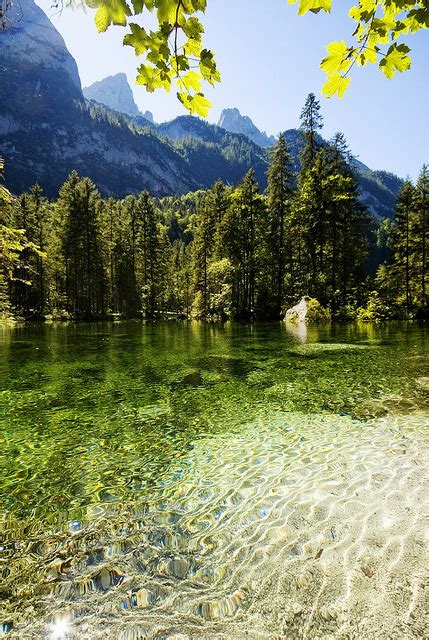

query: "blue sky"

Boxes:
[37, 0, 428, 179]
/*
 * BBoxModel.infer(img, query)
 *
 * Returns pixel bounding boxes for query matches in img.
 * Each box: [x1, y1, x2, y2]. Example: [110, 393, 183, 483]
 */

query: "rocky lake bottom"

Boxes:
[0, 321, 428, 639]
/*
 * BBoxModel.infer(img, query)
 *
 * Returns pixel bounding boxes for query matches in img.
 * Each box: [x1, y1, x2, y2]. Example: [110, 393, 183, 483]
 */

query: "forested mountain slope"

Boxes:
[0, 0, 402, 216]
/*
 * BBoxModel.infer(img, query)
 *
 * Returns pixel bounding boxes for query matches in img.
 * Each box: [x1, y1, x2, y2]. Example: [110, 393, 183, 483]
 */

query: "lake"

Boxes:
[0, 321, 428, 639]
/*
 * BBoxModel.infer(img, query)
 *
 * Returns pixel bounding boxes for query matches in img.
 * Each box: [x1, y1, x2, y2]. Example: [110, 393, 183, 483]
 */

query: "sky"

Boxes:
[37, 0, 428, 180]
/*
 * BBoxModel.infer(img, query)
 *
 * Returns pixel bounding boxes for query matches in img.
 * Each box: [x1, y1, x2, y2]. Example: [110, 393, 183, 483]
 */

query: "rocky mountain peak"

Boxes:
[142, 110, 154, 123]
[83, 73, 153, 121]
[0, 1, 402, 218]
[0, 0, 81, 95]
[217, 108, 276, 147]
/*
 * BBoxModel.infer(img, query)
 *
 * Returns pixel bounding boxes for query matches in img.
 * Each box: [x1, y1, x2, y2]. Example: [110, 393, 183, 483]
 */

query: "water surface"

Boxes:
[1, 322, 428, 638]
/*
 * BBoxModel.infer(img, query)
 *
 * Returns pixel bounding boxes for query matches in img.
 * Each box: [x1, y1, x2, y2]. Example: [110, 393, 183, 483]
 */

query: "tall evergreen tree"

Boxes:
[292, 134, 369, 307]
[134, 191, 165, 317]
[191, 180, 229, 317]
[192, 197, 218, 317]
[394, 181, 416, 311]
[266, 133, 295, 316]
[59, 172, 105, 318]
[414, 165, 429, 313]
[376, 170, 429, 317]
[300, 93, 323, 170]
[0, 163, 41, 317]
[326, 133, 369, 307]
[11, 185, 51, 316]
[221, 170, 265, 318]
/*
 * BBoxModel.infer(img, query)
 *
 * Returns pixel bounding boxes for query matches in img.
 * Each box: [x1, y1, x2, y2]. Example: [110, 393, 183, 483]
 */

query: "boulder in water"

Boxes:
[284, 296, 331, 324]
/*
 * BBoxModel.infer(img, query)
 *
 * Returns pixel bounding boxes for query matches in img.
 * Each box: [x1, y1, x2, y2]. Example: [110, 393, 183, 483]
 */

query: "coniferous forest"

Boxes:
[1, 95, 428, 323]
[1, 0, 429, 635]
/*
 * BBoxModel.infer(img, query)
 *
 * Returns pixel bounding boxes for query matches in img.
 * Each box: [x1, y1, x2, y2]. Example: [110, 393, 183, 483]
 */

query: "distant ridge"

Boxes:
[0, 0, 402, 217]
[83, 73, 154, 123]
[217, 108, 276, 147]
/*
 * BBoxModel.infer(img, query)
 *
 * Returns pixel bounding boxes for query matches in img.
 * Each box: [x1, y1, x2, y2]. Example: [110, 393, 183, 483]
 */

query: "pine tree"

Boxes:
[134, 191, 164, 317]
[292, 95, 327, 302]
[292, 133, 369, 309]
[120, 195, 140, 316]
[414, 165, 429, 313]
[59, 172, 105, 318]
[11, 185, 51, 316]
[98, 197, 123, 314]
[300, 93, 323, 171]
[293, 147, 330, 300]
[376, 170, 429, 317]
[220, 170, 265, 318]
[191, 201, 216, 316]
[266, 133, 295, 316]
[326, 134, 369, 307]
[394, 181, 416, 311]
[171, 240, 193, 317]
[191, 181, 228, 317]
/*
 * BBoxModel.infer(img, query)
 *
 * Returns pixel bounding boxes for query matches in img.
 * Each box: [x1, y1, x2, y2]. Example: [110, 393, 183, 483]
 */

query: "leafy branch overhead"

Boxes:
[82, 0, 428, 111]
[289, 0, 428, 97]
[82, 0, 220, 117]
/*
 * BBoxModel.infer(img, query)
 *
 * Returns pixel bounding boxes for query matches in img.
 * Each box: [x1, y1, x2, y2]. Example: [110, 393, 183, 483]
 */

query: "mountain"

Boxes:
[0, 0, 267, 197]
[218, 108, 276, 147]
[158, 116, 268, 188]
[0, 0, 82, 121]
[142, 110, 155, 124]
[83, 73, 154, 124]
[0, 0, 195, 197]
[83, 73, 141, 117]
[0, 0, 402, 217]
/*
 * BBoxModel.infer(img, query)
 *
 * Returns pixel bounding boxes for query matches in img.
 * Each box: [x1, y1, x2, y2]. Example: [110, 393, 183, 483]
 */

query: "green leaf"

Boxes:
[192, 92, 212, 117]
[379, 43, 411, 79]
[322, 73, 351, 98]
[321, 40, 352, 74]
[156, 0, 178, 23]
[288, 0, 332, 16]
[123, 23, 149, 55]
[131, 0, 143, 13]
[182, 16, 204, 38]
[94, 0, 131, 32]
[177, 91, 211, 116]
[177, 70, 201, 92]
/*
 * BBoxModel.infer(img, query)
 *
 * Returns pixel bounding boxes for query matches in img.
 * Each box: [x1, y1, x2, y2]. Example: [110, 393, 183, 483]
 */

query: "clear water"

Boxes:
[0, 322, 428, 639]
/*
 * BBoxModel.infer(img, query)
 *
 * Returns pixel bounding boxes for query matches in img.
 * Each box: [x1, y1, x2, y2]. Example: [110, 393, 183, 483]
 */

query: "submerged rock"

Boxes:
[285, 296, 331, 325]
[170, 372, 204, 390]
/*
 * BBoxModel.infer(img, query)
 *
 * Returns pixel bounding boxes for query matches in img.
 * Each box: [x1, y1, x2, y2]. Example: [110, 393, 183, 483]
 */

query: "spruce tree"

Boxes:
[266, 133, 295, 316]
[221, 170, 265, 318]
[394, 181, 416, 311]
[414, 165, 429, 313]
[12, 185, 51, 316]
[300, 93, 323, 170]
[191, 181, 227, 317]
[59, 172, 104, 318]
[134, 191, 163, 317]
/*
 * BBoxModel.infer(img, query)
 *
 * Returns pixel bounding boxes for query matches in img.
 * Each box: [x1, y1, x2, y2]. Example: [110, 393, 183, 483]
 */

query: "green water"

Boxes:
[0, 322, 428, 639]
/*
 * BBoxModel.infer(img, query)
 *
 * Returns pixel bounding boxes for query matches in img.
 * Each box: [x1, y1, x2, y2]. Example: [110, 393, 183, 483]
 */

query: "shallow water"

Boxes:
[0, 321, 428, 639]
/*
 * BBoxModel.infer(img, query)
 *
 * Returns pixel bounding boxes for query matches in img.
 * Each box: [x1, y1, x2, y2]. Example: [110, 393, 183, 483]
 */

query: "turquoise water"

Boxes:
[0, 321, 428, 638]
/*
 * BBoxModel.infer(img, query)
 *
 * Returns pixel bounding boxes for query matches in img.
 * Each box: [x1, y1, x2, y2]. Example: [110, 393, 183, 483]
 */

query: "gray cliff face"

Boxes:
[218, 108, 276, 147]
[142, 111, 155, 123]
[0, 0, 402, 216]
[158, 117, 211, 142]
[0, 0, 81, 95]
[0, 0, 82, 128]
[83, 74, 155, 123]
[0, 0, 196, 196]
[83, 73, 141, 118]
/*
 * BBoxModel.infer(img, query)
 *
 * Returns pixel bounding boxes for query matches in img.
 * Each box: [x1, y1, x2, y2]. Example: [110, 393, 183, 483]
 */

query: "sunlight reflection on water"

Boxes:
[0, 321, 428, 639]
